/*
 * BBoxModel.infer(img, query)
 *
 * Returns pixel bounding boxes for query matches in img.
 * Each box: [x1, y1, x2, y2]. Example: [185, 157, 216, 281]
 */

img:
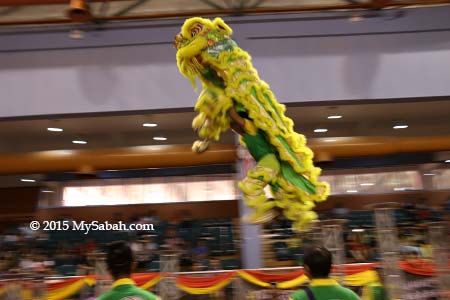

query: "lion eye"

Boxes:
[191, 23, 203, 37]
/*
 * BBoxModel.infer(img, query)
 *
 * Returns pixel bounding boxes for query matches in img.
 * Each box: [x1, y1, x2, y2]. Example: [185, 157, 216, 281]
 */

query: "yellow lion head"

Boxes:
[174, 17, 232, 50]
[174, 17, 233, 87]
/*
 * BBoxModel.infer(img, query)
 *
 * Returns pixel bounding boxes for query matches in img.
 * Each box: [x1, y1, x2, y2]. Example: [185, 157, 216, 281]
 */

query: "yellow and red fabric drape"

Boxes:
[177, 263, 382, 291]
[399, 259, 437, 276]
[46, 276, 96, 300]
[176, 271, 236, 294]
[43, 273, 161, 300]
[237, 269, 307, 288]
[2, 261, 443, 299]
[338, 263, 381, 287]
[132, 273, 163, 290]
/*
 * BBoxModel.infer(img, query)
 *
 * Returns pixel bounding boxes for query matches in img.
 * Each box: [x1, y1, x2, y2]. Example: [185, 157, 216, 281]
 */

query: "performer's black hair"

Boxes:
[303, 246, 332, 278]
[106, 240, 133, 279]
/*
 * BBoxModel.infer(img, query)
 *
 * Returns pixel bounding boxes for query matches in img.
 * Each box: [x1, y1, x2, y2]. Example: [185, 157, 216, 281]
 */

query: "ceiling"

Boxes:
[0, 98, 448, 188]
[0, 98, 449, 154]
[0, 0, 449, 26]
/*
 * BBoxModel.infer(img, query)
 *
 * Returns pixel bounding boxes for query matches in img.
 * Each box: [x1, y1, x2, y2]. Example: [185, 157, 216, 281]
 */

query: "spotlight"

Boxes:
[67, 0, 92, 23]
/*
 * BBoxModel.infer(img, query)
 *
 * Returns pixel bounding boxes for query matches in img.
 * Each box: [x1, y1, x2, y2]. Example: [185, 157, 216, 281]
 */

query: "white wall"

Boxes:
[1, 7, 450, 118]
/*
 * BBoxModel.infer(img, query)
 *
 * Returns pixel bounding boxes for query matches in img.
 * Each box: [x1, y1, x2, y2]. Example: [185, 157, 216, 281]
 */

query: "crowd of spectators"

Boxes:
[1, 199, 448, 278]
[266, 200, 447, 264]
[0, 209, 237, 278]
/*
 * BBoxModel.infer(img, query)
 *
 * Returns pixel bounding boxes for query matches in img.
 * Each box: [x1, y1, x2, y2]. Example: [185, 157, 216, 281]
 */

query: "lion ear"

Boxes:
[213, 17, 232, 35]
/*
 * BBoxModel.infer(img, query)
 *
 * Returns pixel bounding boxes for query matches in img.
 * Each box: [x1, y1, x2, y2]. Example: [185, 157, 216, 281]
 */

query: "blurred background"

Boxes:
[0, 1, 449, 300]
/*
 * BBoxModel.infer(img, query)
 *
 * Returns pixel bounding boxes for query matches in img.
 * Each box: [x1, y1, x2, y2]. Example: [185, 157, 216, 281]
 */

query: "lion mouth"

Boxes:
[173, 33, 184, 49]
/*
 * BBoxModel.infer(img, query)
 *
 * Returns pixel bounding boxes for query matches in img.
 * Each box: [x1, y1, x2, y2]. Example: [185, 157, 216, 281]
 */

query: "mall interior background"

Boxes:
[0, 1, 449, 299]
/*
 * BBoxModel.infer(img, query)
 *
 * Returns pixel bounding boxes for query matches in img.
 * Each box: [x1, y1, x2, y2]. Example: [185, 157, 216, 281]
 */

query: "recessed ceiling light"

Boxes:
[393, 125, 408, 129]
[314, 128, 328, 133]
[324, 139, 337, 142]
[72, 140, 87, 144]
[327, 115, 342, 119]
[423, 173, 435, 176]
[360, 183, 374, 186]
[346, 190, 358, 193]
[352, 228, 365, 232]
[41, 189, 54, 193]
[153, 137, 167, 141]
[143, 123, 158, 127]
[47, 127, 63, 132]
[445, 159, 450, 163]
[20, 179, 36, 183]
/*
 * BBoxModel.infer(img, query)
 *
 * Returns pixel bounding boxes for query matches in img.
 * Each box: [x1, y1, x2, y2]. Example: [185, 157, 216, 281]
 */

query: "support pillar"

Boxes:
[427, 222, 449, 300]
[320, 219, 347, 282]
[159, 252, 180, 300]
[236, 144, 262, 269]
[94, 253, 111, 297]
[373, 205, 403, 300]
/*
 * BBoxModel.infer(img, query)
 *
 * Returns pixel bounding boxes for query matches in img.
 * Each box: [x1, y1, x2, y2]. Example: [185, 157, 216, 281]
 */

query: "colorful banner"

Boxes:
[46, 276, 96, 300]
[338, 263, 381, 275]
[400, 260, 436, 276]
[132, 273, 162, 290]
[240, 269, 306, 283]
[42, 273, 161, 300]
[176, 271, 236, 294]
[0, 261, 443, 300]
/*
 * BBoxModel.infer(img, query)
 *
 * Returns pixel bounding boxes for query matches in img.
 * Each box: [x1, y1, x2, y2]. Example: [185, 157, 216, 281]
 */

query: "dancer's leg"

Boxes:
[239, 154, 280, 223]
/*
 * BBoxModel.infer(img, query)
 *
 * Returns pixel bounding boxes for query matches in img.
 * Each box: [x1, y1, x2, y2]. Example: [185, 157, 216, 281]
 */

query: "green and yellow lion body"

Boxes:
[175, 17, 329, 230]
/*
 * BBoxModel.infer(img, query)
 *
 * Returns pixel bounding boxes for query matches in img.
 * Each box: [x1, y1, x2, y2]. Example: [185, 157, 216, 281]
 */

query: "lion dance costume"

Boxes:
[174, 17, 329, 231]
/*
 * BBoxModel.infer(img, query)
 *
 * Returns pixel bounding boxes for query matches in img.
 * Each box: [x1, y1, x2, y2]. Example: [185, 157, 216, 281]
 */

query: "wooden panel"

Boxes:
[0, 187, 39, 221]
[0, 144, 236, 175]
[0, 136, 449, 175]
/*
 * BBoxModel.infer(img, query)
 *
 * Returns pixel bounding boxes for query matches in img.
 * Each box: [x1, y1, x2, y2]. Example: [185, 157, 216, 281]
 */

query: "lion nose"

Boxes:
[173, 34, 183, 48]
